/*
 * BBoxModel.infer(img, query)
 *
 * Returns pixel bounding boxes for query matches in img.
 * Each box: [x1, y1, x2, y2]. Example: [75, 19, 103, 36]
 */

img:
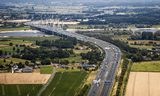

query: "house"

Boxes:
[12, 65, 19, 73]
[60, 65, 69, 69]
[22, 66, 33, 73]
[81, 63, 96, 70]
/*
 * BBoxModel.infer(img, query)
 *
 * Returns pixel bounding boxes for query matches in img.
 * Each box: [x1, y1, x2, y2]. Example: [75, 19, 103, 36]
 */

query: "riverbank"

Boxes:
[0, 27, 32, 32]
[0, 30, 38, 33]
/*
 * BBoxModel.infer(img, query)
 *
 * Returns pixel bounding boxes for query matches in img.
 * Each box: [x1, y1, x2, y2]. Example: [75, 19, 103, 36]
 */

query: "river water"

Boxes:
[0, 30, 47, 37]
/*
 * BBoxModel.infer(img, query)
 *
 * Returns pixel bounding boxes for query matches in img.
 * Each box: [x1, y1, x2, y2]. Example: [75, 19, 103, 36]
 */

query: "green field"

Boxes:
[7, 36, 59, 41]
[0, 36, 59, 54]
[0, 84, 42, 96]
[41, 71, 87, 96]
[60, 55, 86, 63]
[0, 36, 59, 44]
[73, 49, 90, 55]
[0, 27, 31, 31]
[129, 45, 154, 49]
[131, 61, 160, 72]
[40, 66, 53, 74]
[0, 40, 32, 45]
[0, 58, 29, 65]
[67, 25, 88, 29]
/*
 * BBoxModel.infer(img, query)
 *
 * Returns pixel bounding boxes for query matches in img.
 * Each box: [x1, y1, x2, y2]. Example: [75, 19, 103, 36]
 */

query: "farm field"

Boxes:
[126, 72, 160, 96]
[0, 84, 42, 96]
[41, 71, 88, 96]
[0, 36, 59, 65]
[0, 73, 51, 84]
[129, 44, 153, 49]
[40, 66, 53, 74]
[73, 49, 91, 54]
[0, 36, 59, 45]
[2, 36, 59, 41]
[67, 25, 88, 29]
[131, 61, 160, 72]
[60, 55, 86, 63]
[112, 35, 129, 41]
[128, 40, 160, 49]
[0, 58, 29, 65]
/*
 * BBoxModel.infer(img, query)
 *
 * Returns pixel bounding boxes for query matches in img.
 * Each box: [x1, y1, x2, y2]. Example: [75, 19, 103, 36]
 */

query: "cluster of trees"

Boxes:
[81, 9, 160, 25]
[13, 47, 73, 60]
[0, 50, 9, 56]
[116, 59, 130, 96]
[81, 50, 103, 64]
[41, 58, 69, 65]
[0, 45, 21, 57]
[36, 37, 77, 48]
[0, 60, 25, 70]
[11, 46, 73, 65]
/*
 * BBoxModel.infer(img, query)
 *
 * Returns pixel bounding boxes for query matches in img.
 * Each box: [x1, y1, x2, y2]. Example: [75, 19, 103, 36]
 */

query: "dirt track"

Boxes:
[0, 73, 51, 84]
[126, 72, 160, 96]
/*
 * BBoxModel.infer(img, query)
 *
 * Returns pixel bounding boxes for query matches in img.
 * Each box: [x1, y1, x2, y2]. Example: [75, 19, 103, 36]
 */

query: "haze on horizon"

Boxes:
[1, 0, 160, 4]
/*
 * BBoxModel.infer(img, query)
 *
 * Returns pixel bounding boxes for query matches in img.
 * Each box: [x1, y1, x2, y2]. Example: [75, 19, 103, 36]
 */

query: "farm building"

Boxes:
[22, 66, 33, 73]
[81, 64, 96, 70]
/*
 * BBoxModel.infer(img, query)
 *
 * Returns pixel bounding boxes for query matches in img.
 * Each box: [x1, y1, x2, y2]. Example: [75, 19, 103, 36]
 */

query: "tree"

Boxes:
[41, 58, 51, 65]
[25, 61, 30, 65]
[9, 42, 13, 46]
[31, 60, 36, 64]
[13, 47, 16, 51]
[16, 48, 20, 53]
[4, 51, 8, 55]
[10, 60, 13, 64]
[3, 59, 6, 63]
[0, 50, 3, 56]
[60, 60, 69, 65]
[18, 62, 24, 68]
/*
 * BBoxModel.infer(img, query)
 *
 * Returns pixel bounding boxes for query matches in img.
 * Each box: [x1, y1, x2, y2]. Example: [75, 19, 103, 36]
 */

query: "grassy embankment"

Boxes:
[0, 27, 31, 32]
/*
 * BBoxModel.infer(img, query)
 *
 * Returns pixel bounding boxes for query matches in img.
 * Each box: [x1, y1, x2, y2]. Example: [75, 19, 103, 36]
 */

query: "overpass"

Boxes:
[25, 20, 121, 96]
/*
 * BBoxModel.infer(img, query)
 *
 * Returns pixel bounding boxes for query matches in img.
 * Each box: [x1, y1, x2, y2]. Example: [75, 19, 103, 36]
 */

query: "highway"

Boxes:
[25, 21, 121, 96]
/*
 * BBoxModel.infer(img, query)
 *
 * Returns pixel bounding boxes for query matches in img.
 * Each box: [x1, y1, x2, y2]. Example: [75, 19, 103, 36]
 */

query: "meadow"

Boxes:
[41, 71, 87, 96]
[131, 61, 160, 72]
[40, 66, 53, 74]
[0, 84, 42, 96]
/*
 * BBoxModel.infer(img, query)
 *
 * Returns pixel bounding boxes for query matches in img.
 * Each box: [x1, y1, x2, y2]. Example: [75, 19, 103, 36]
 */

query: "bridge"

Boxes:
[25, 20, 121, 96]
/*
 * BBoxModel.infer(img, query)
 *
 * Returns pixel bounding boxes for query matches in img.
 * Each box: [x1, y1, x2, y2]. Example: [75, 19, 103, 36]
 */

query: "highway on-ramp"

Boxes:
[25, 21, 121, 96]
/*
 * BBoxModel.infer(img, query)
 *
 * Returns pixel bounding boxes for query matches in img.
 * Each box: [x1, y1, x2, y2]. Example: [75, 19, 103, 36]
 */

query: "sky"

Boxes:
[1, 0, 160, 4]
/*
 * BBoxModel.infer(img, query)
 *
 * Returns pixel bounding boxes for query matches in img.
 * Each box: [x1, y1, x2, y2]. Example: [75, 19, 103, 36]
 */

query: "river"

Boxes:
[0, 30, 47, 37]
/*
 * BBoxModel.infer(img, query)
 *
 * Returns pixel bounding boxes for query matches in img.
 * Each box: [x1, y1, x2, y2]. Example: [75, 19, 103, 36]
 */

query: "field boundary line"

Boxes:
[148, 72, 150, 96]
[16, 85, 21, 96]
[74, 72, 88, 96]
[65, 72, 83, 96]
[132, 72, 137, 96]
[2, 85, 5, 96]
[37, 67, 56, 96]
[50, 72, 63, 96]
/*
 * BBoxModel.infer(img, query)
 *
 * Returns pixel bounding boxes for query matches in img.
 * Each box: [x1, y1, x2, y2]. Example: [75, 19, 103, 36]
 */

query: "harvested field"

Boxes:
[126, 72, 160, 96]
[0, 73, 51, 84]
